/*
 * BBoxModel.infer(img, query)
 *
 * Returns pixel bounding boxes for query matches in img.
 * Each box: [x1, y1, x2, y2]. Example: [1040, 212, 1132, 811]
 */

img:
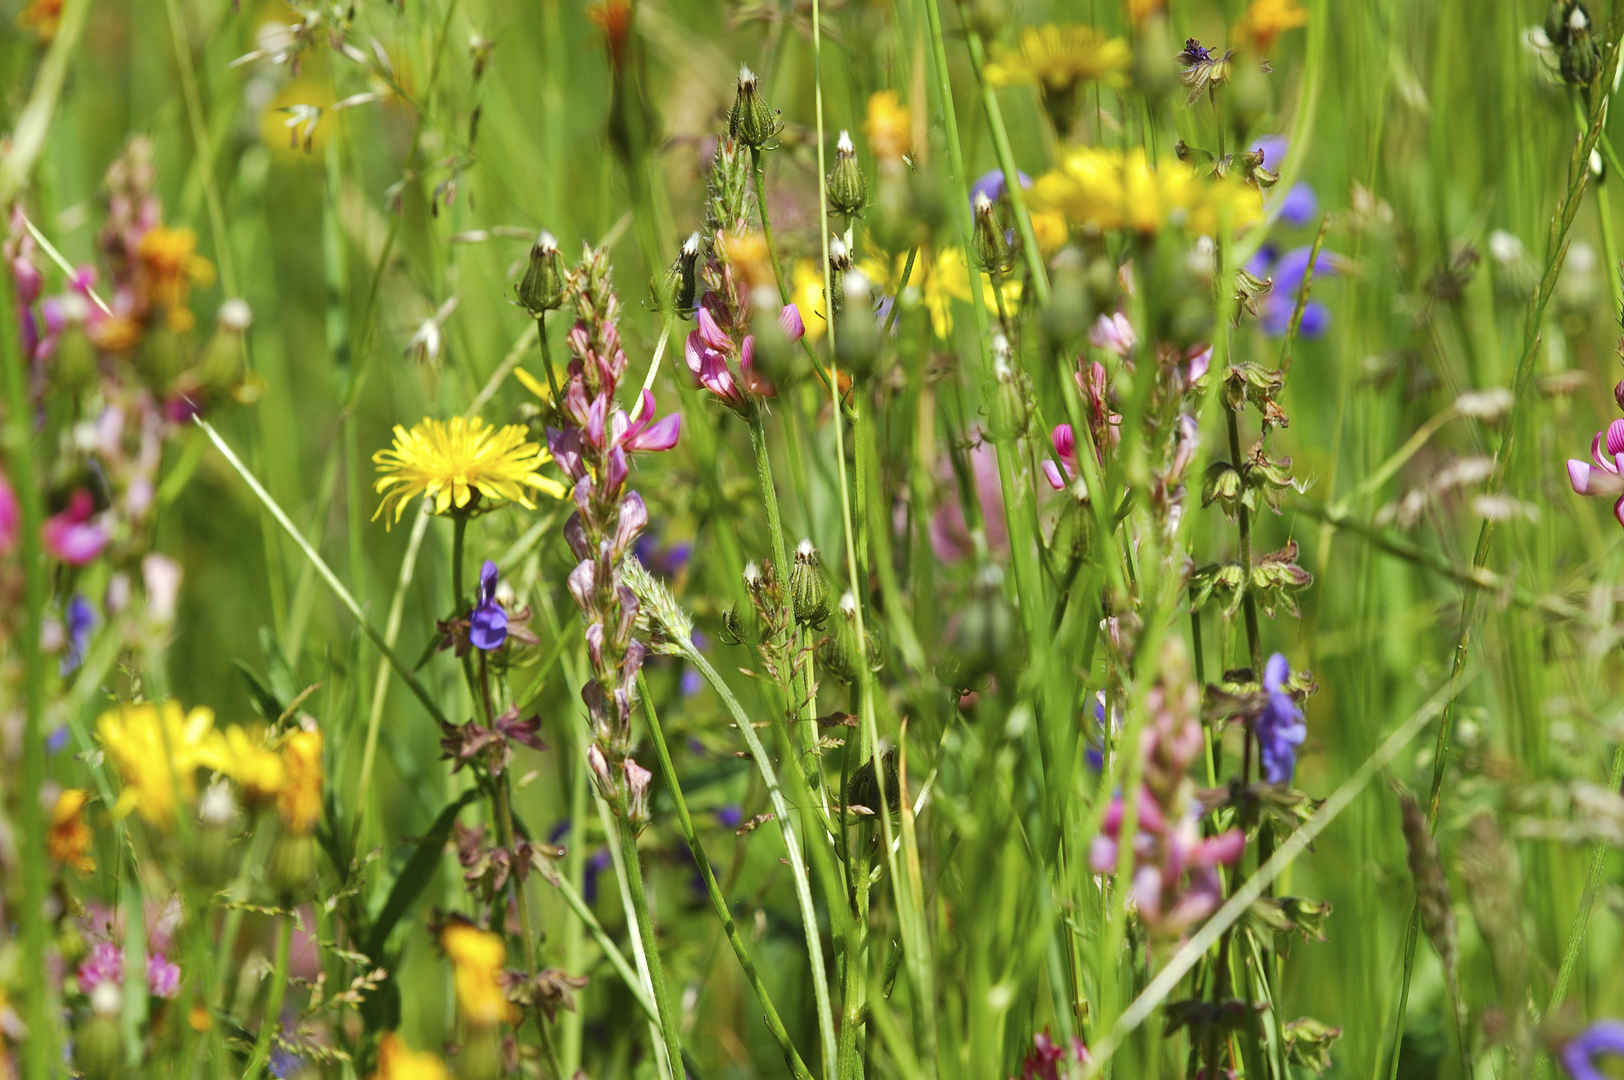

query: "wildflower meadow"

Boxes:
[7, 0, 1624, 1076]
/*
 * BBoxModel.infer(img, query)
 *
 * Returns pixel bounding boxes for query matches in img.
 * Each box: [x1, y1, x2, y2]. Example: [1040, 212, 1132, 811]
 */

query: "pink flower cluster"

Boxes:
[1089, 787, 1245, 934]
[685, 299, 802, 414]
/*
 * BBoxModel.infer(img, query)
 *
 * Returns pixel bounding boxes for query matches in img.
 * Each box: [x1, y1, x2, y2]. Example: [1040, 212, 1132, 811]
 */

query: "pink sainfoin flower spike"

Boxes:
[44, 490, 109, 565]
[1042, 424, 1080, 492]
[0, 467, 18, 553]
[1568, 414, 1624, 527]
[146, 953, 180, 999]
[685, 301, 777, 415]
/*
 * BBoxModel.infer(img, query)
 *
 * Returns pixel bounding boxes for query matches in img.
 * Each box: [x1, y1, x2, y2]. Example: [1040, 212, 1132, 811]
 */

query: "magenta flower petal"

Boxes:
[778, 302, 805, 343]
[44, 490, 108, 566]
[628, 412, 681, 452]
[1041, 460, 1066, 490]
[1571, 459, 1595, 494]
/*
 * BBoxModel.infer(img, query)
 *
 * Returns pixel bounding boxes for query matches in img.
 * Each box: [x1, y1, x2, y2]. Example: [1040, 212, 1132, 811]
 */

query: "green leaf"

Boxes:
[364, 789, 478, 959]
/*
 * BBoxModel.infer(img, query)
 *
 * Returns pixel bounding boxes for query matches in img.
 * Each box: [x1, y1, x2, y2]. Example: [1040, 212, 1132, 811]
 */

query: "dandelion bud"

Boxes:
[972, 191, 1012, 275]
[827, 131, 867, 216]
[835, 270, 880, 376]
[728, 65, 782, 150]
[189, 780, 240, 887]
[77, 989, 125, 1080]
[828, 235, 852, 274]
[516, 230, 565, 316]
[789, 539, 829, 627]
[269, 831, 318, 898]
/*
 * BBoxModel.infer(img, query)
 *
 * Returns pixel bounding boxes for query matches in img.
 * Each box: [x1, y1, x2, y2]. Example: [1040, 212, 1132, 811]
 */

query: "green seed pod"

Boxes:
[516, 230, 565, 317]
[971, 191, 1013, 275]
[728, 65, 782, 150]
[789, 539, 829, 628]
[826, 131, 867, 216]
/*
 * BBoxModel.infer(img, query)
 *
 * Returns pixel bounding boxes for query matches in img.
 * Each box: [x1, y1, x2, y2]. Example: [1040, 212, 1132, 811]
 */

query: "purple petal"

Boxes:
[1278, 182, 1317, 227]
[1264, 653, 1290, 693]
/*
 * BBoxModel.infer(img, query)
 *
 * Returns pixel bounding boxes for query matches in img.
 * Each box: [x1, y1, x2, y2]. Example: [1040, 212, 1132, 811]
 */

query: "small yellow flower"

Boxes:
[217, 726, 287, 804]
[441, 923, 514, 1026]
[18, 0, 63, 41]
[1236, 0, 1308, 53]
[1031, 147, 1262, 236]
[136, 226, 215, 332]
[1030, 210, 1070, 257]
[371, 415, 566, 528]
[1126, 0, 1165, 23]
[720, 231, 773, 295]
[926, 248, 1021, 339]
[864, 91, 912, 162]
[48, 789, 95, 874]
[790, 261, 829, 342]
[97, 702, 229, 827]
[277, 728, 324, 836]
[372, 1033, 452, 1080]
[985, 25, 1132, 92]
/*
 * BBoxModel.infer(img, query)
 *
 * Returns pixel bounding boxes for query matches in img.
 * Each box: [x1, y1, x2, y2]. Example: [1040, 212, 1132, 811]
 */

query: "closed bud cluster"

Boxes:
[789, 539, 829, 627]
[516, 230, 565, 316]
[728, 65, 783, 150]
[827, 130, 867, 216]
[1546, 1, 1602, 85]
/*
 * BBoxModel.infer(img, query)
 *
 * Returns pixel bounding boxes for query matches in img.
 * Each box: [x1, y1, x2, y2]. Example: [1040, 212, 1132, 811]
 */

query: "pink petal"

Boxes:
[1051, 423, 1075, 458]
[778, 302, 805, 343]
[627, 412, 681, 452]
[1042, 460, 1066, 490]
[696, 305, 731, 351]
[1606, 418, 1624, 457]
[683, 329, 708, 378]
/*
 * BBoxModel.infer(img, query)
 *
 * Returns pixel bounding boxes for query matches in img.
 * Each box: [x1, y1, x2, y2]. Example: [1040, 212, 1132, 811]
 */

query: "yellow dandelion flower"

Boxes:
[442, 923, 515, 1026]
[1030, 147, 1262, 236]
[48, 789, 95, 874]
[18, 0, 63, 41]
[1126, 0, 1165, 23]
[864, 91, 912, 161]
[720, 231, 773, 295]
[97, 702, 229, 827]
[1030, 210, 1070, 257]
[927, 248, 1022, 339]
[985, 25, 1132, 92]
[371, 415, 566, 528]
[1236, 0, 1308, 53]
[372, 1033, 453, 1080]
[277, 728, 324, 836]
[136, 226, 215, 330]
[790, 261, 829, 342]
[218, 726, 286, 805]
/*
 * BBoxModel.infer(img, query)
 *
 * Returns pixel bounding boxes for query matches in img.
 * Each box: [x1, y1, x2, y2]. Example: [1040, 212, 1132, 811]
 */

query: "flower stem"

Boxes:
[750, 145, 833, 392]
[637, 675, 816, 1080]
[537, 312, 563, 405]
[240, 914, 293, 1080]
[611, 813, 687, 1080]
[748, 412, 793, 586]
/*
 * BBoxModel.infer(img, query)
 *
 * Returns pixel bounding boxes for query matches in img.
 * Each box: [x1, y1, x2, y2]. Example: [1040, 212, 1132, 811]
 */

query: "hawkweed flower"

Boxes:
[48, 788, 96, 874]
[372, 1033, 452, 1080]
[1562, 1021, 1624, 1080]
[97, 701, 228, 826]
[1257, 653, 1307, 783]
[276, 727, 324, 835]
[1567, 416, 1624, 527]
[469, 560, 508, 651]
[985, 24, 1132, 92]
[134, 225, 214, 332]
[371, 415, 565, 527]
[1235, 0, 1308, 54]
[1031, 146, 1262, 235]
[441, 922, 515, 1026]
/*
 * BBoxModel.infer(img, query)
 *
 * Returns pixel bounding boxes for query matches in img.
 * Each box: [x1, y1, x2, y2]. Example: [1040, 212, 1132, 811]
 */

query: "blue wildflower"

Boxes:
[46, 725, 70, 754]
[1250, 245, 1337, 339]
[969, 168, 1031, 208]
[60, 594, 94, 676]
[1563, 1021, 1624, 1080]
[1256, 654, 1306, 784]
[469, 560, 507, 651]
[714, 804, 743, 830]
[583, 848, 612, 905]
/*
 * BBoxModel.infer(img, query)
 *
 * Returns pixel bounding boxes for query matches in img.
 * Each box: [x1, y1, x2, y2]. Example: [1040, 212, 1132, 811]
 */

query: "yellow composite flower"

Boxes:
[1127, 0, 1166, 23]
[864, 90, 912, 162]
[18, 0, 63, 40]
[1236, 0, 1308, 53]
[441, 923, 514, 1026]
[1031, 146, 1262, 236]
[276, 728, 324, 835]
[136, 226, 215, 332]
[217, 726, 287, 804]
[48, 789, 95, 874]
[985, 25, 1132, 92]
[371, 415, 565, 528]
[720, 230, 773, 294]
[925, 248, 1022, 339]
[97, 702, 230, 827]
[371, 1033, 452, 1080]
[790, 261, 830, 342]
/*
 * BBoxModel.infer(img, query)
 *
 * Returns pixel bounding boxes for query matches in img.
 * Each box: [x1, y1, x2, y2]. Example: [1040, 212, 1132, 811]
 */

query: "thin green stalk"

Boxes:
[240, 914, 293, 1080]
[611, 814, 687, 1080]
[681, 642, 841, 1079]
[549, 871, 659, 1021]
[358, 506, 432, 822]
[748, 412, 794, 583]
[638, 677, 816, 1080]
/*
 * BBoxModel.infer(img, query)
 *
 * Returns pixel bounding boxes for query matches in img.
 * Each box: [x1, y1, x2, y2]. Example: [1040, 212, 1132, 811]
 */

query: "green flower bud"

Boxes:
[1041, 249, 1096, 343]
[197, 298, 252, 394]
[728, 65, 782, 150]
[188, 781, 241, 888]
[971, 191, 1013, 275]
[827, 130, 867, 216]
[269, 831, 318, 898]
[789, 539, 829, 627]
[516, 230, 565, 317]
[834, 270, 881, 377]
[76, 988, 125, 1080]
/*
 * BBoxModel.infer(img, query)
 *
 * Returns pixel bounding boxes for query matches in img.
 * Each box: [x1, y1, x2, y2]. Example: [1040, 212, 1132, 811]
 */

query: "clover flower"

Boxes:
[1562, 1021, 1624, 1080]
[1568, 415, 1624, 527]
[1257, 653, 1307, 784]
[371, 415, 565, 528]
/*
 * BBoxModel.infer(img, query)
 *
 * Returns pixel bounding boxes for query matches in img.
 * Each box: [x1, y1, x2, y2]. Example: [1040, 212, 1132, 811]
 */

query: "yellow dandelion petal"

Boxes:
[864, 90, 912, 161]
[1237, 0, 1308, 53]
[372, 1033, 453, 1080]
[96, 702, 227, 827]
[277, 728, 324, 836]
[790, 261, 830, 342]
[370, 415, 561, 529]
[985, 25, 1132, 91]
[48, 789, 95, 874]
[442, 923, 516, 1026]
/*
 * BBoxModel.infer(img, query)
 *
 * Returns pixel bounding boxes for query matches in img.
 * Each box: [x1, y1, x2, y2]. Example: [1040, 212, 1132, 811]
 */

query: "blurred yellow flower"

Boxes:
[136, 226, 215, 333]
[721, 231, 773, 295]
[48, 789, 95, 874]
[865, 91, 912, 161]
[1236, 0, 1308, 52]
[97, 702, 229, 827]
[1030, 210, 1069, 257]
[926, 248, 1021, 339]
[218, 726, 286, 804]
[442, 923, 514, 1026]
[985, 25, 1132, 92]
[791, 261, 829, 342]
[276, 728, 324, 835]
[372, 416, 566, 528]
[371, 1033, 452, 1080]
[1031, 147, 1262, 236]
[17, 0, 62, 40]
[1126, 0, 1165, 22]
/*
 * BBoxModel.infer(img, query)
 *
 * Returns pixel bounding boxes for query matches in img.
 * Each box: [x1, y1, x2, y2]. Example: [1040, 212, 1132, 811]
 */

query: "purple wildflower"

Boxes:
[1257, 654, 1307, 784]
[77, 942, 123, 993]
[1180, 38, 1217, 65]
[1563, 1021, 1624, 1080]
[1041, 424, 1079, 492]
[469, 560, 508, 651]
[1568, 417, 1624, 527]
[61, 594, 94, 675]
[582, 848, 613, 905]
[43, 490, 108, 566]
[1249, 246, 1337, 339]
[714, 804, 743, 830]
[969, 168, 1031, 208]
[0, 468, 17, 553]
[146, 953, 180, 999]
[1016, 1030, 1089, 1080]
[1278, 183, 1318, 227]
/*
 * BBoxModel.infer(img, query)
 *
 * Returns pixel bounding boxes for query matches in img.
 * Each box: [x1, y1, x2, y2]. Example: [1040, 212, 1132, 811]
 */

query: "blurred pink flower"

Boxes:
[0, 468, 17, 552]
[43, 490, 108, 565]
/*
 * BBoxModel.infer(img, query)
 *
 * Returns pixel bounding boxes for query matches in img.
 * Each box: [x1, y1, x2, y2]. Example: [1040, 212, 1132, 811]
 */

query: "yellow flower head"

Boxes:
[865, 91, 912, 162]
[441, 923, 514, 1026]
[720, 231, 773, 295]
[1126, 0, 1166, 23]
[96, 702, 229, 827]
[1031, 147, 1262, 236]
[18, 0, 63, 40]
[136, 226, 215, 332]
[277, 728, 324, 836]
[1236, 0, 1308, 53]
[925, 248, 1021, 339]
[48, 789, 95, 874]
[371, 1033, 452, 1080]
[985, 25, 1132, 92]
[372, 415, 565, 528]
[218, 726, 287, 804]
[790, 261, 830, 343]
